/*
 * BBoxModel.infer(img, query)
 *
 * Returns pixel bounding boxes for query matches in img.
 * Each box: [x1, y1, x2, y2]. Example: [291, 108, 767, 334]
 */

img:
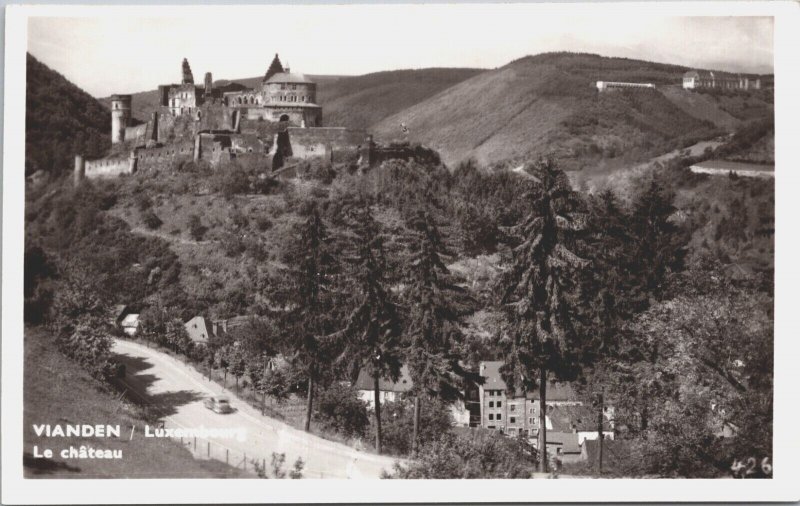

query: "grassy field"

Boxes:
[23, 327, 246, 478]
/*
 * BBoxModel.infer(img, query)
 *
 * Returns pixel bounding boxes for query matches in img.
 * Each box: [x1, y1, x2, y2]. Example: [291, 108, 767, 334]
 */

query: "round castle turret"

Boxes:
[110, 94, 132, 144]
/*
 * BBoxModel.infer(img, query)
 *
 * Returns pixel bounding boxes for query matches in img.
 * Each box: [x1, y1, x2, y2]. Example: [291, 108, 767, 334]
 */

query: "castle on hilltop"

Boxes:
[77, 54, 414, 181]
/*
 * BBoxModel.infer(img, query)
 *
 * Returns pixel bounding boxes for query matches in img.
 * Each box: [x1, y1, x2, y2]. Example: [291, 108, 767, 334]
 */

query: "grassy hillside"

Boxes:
[23, 327, 245, 478]
[315, 68, 483, 130]
[26, 53, 111, 176]
[372, 53, 770, 168]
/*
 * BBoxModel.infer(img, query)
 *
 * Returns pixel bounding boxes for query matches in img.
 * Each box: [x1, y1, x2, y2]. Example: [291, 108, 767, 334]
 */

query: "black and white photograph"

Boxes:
[2, 2, 798, 503]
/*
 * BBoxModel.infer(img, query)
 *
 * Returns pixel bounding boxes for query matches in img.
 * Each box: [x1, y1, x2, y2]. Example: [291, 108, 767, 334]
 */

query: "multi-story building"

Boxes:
[682, 70, 761, 91]
[477, 361, 586, 438]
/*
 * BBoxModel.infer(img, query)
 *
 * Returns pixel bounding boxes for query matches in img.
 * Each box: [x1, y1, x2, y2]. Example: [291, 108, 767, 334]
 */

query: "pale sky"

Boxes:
[27, 6, 774, 98]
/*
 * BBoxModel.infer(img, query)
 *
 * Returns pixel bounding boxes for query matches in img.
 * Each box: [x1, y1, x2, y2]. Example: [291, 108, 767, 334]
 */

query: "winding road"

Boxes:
[112, 339, 400, 478]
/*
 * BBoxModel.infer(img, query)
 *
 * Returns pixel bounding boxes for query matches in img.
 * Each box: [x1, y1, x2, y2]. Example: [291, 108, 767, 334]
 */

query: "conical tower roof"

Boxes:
[263, 54, 285, 82]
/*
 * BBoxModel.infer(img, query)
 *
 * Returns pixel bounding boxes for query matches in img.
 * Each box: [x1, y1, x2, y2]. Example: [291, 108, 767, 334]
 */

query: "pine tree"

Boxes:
[498, 159, 590, 472]
[403, 208, 468, 454]
[279, 203, 342, 432]
[629, 179, 687, 307]
[335, 200, 403, 454]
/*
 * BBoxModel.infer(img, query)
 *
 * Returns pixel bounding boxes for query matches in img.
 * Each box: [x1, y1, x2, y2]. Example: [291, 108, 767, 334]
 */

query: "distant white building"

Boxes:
[682, 70, 761, 91]
[595, 81, 655, 92]
[690, 160, 774, 179]
[120, 313, 140, 336]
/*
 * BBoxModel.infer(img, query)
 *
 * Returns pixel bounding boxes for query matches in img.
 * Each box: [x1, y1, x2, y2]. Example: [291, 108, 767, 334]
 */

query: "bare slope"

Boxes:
[372, 53, 747, 168]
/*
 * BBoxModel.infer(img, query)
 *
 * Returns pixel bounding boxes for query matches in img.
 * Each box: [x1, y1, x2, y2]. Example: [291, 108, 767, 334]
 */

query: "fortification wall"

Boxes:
[276, 127, 367, 162]
[85, 154, 134, 179]
[135, 141, 195, 172]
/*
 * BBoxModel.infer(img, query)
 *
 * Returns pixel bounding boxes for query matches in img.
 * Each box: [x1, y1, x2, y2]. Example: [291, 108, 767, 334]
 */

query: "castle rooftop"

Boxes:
[265, 72, 313, 84]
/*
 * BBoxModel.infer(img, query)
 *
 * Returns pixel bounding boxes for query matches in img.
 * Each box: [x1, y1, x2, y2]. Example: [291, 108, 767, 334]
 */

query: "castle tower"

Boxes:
[263, 53, 284, 82]
[73, 154, 85, 186]
[204, 72, 213, 98]
[182, 58, 194, 85]
[110, 94, 132, 144]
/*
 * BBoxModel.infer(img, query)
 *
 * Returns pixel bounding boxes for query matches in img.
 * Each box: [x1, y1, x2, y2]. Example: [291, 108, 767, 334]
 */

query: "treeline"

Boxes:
[24, 155, 773, 478]
[26, 53, 111, 176]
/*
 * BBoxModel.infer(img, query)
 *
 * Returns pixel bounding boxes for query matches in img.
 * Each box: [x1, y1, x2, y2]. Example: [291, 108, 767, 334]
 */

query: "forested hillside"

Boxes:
[26, 53, 111, 176]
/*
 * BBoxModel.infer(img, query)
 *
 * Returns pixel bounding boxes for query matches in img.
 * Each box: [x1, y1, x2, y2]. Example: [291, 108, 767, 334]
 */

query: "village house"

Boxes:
[119, 313, 140, 336]
[477, 361, 614, 448]
[184, 315, 213, 345]
[353, 365, 474, 427]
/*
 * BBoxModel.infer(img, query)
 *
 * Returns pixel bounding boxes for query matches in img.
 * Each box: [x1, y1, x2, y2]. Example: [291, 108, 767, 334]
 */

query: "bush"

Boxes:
[314, 383, 370, 438]
[57, 316, 119, 380]
[370, 397, 454, 456]
[142, 210, 163, 230]
[187, 214, 207, 241]
[216, 164, 250, 199]
[384, 429, 536, 478]
[255, 215, 273, 232]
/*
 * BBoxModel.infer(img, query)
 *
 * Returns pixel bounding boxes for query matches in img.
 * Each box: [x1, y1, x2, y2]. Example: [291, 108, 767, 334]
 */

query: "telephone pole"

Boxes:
[597, 392, 604, 475]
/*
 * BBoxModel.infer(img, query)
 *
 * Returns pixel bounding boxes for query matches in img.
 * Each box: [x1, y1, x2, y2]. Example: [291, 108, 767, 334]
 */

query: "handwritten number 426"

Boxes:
[731, 457, 772, 478]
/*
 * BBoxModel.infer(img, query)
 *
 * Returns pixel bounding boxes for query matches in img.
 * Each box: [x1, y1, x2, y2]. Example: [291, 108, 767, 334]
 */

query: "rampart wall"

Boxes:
[85, 154, 134, 179]
[135, 141, 195, 172]
[276, 127, 367, 162]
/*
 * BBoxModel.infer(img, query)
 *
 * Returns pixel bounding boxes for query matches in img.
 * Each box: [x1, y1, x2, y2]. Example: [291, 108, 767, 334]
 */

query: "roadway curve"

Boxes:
[112, 339, 400, 478]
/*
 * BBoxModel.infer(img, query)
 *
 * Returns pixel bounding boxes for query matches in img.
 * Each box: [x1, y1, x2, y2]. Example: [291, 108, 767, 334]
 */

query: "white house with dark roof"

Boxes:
[353, 364, 473, 427]
[184, 315, 213, 345]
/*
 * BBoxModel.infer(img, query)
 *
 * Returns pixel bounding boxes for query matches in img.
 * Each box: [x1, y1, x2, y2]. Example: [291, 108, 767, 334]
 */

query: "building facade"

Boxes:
[682, 70, 761, 91]
[477, 361, 613, 443]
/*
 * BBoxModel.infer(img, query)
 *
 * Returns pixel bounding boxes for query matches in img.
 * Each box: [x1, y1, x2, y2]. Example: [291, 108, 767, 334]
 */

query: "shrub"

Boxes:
[384, 429, 536, 479]
[136, 193, 153, 212]
[314, 383, 370, 438]
[57, 316, 119, 380]
[142, 210, 163, 230]
[255, 215, 273, 232]
[187, 214, 207, 241]
[216, 164, 250, 199]
[370, 397, 454, 456]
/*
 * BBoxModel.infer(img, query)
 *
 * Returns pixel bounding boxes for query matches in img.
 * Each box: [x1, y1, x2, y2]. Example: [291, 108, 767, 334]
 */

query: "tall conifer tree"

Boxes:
[498, 159, 590, 472]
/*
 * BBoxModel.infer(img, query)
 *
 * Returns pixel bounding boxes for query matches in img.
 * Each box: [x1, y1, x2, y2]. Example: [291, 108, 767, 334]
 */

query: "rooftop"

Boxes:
[479, 361, 578, 401]
[265, 72, 314, 84]
[353, 364, 413, 393]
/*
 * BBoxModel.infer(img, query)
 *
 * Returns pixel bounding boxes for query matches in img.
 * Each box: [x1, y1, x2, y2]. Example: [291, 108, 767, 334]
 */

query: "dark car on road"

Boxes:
[203, 396, 233, 414]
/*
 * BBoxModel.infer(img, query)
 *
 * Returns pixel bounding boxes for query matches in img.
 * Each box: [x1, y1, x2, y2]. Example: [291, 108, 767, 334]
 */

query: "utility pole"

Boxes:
[597, 392, 604, 475]
[261, 353, 268, 416]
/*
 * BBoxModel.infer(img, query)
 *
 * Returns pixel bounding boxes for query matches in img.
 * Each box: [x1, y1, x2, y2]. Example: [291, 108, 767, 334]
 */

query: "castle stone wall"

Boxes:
[85, 154, 134, 179]
[275, 127, 366, 162]
[135, 141, 195, 172]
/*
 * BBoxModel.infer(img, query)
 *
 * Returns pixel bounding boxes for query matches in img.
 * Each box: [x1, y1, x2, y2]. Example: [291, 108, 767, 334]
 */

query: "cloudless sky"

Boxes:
[27, 6, 774, 98]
